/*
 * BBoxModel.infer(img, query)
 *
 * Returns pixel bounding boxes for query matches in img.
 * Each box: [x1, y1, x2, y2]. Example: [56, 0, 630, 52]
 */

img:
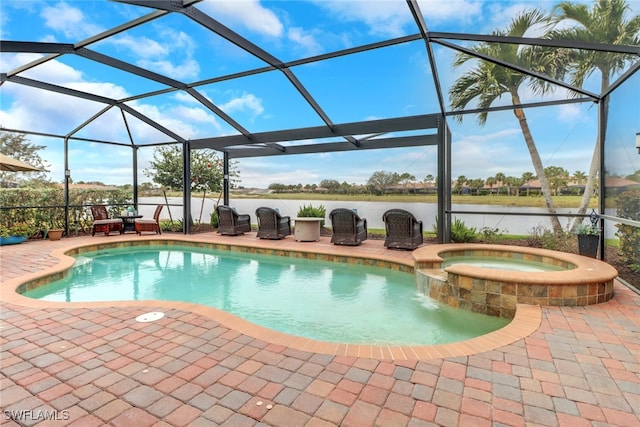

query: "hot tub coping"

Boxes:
[413, 243, 618, 285]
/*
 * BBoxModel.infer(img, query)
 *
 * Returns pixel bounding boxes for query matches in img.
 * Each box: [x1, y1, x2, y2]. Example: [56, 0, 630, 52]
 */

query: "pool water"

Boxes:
[24, 245, 509, 346]
[443, 256, 569, 272]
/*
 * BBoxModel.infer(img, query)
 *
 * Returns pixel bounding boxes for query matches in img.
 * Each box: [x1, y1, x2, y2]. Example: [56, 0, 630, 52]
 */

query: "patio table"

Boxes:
[294, 217, 323, 242]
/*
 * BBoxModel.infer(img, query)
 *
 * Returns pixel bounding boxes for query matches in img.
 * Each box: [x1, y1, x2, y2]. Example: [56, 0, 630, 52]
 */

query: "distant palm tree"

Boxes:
[573, 170, 587, 184]
[494, 172, 506, 194]
[455, 175, 468, 195]
[485, 177, 497, 195]
[549, 0, 640, 228]
[521, 171, 536, 196]
[450, 10, 563, 232]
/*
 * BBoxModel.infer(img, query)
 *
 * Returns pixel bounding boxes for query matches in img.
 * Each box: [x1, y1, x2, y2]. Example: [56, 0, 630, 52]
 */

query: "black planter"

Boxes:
[577, 234, 599, 258]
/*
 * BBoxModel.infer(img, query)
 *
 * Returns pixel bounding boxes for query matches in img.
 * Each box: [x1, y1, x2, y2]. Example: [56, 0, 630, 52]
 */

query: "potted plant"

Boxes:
[0, 222, 35, 245]
[297, 204, 326, 227]
[46, 228, 64, 241]
[41, 209, 65, 241]
[575, 224, 599, 258]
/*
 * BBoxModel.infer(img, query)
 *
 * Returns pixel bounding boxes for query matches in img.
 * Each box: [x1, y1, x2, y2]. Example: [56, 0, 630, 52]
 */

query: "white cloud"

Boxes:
[221, 93, 264, 119]
[111, 34, 169, 59]
[312, 0, 413, 37]
[199, 0, 283, 37]
[111, 29, 200, 80]
[40, 1, 103, 39]
[137, 58, 200, 81]
[557, 103, 582, 121]
[287, 27, 323, 56]
[451, 128, 528, 177]
[418, 0, 483, 23]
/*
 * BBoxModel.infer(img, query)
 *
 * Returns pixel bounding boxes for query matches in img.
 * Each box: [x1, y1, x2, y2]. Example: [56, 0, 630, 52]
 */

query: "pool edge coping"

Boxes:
[1, 235, 543, 361]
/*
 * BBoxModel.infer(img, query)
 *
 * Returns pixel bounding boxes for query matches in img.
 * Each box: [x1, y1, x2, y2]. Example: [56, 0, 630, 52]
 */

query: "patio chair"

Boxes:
[216, 205, 251, 235]
[255, 206, 291, 239]
[90, 205, 123, 236]
[382, 208, 423, 250]
[329, 208, 367, 246]
[134, 204, 163, 235]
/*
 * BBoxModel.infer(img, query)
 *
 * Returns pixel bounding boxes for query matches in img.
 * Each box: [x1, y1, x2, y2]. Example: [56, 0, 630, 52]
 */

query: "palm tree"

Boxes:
[550, 0, 640, 228]
[521, 171, 536, 196]
[449, 10, 563, 233]
[485, 177, 497, 195]
[454, 175, 468, 195]
[494, 172, 506, 195]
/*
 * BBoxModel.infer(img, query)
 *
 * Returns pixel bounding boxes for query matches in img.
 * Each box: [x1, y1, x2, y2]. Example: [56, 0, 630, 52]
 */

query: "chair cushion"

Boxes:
[94, 219, 122, 225]
[134, 219, 157, 224]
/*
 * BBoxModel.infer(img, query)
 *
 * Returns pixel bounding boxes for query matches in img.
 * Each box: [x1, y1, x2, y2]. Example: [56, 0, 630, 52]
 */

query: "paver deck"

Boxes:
[1, 232, 639, 426]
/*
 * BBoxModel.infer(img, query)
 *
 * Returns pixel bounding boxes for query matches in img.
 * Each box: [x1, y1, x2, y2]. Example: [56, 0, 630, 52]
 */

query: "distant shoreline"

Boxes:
[222, 192, 599, 209]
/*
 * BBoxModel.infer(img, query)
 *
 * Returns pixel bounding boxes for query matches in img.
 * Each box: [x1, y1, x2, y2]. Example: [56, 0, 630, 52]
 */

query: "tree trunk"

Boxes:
[511, 94, 563, 233]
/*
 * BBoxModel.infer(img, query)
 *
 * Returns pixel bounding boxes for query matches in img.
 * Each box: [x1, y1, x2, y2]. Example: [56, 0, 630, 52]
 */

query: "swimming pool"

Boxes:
[23, 245, 509, 346]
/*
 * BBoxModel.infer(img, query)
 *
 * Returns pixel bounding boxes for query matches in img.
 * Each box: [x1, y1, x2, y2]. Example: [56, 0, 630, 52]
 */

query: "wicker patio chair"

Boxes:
[90, 205, 123, 236]
[329, 208, 367, 246]
[134, 204, 163, 235]
[216, 205, 251, 235]
[255, 206, 291, 239]
[382, 208, 423, 250]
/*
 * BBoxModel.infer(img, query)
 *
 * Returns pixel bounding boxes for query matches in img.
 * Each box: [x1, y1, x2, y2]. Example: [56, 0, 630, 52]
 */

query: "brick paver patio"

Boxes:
[1, 233, 639, 426]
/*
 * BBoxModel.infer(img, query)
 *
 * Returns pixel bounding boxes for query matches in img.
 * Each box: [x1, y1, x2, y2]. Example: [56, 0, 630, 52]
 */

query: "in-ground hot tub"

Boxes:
[413, 244, 618, 318]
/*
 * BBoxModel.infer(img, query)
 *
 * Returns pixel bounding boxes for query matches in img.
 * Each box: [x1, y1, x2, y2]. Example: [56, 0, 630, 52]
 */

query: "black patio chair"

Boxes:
[255, 207, 291, 240]
[329, 208, 367, 246]
[382, 208, 423, 250]
[216, 205, 251, 235]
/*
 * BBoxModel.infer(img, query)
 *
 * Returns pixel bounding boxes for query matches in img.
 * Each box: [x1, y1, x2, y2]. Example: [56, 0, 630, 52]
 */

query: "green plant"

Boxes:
[451, 218, 477, 243]
[543, 229, 574, 252]
[525, 225, 545, 247]
[574, 224, 599, 236]
[479, 226, 506, 244]
[160, 219, 183, 232]
[210, 209, 219, 228]
[0, 222, 36, 238]
[615, 190, 640, 273]
[297, 204, 326, 227]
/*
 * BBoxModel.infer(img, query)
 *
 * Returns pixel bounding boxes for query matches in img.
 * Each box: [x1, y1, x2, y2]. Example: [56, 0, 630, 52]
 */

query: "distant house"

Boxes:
[521, 177, 640, 196]
[604, 177, 640, 194]
[388, 182, 438, 194]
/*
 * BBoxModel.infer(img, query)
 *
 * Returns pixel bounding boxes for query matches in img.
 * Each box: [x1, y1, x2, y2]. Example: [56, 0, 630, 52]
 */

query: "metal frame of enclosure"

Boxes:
[1, 0, 638, 249]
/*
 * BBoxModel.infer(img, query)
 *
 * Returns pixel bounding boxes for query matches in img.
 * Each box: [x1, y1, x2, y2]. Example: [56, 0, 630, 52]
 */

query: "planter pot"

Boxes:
[47, 229, 64, 241]
[0, 235, 27, 246]
[577, 234, 599, 258]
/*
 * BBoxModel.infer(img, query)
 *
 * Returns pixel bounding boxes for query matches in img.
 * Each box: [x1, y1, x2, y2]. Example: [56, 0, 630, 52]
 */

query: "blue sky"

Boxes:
[1, 0, 638, 188]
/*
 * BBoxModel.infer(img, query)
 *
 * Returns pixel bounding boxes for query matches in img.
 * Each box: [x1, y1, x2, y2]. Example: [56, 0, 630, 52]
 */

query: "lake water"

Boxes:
[138, 197, 614, 237]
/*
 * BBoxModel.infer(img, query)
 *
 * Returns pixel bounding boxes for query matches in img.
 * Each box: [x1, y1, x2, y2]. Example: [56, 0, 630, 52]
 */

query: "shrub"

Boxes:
[297, 204, 326, 227]
[615, 190, 640, 273]
[160, 219, 183, 232]
[0, 187, 132, 233]
[451, 218, 477, 243]
[210, 209, 219, 228]
[525, 225, 545, 247]
[526, 224, 573, 252]
[547, 230, 568, 251]
[479, 226, 506, 244]
[0, 222, 36, 238]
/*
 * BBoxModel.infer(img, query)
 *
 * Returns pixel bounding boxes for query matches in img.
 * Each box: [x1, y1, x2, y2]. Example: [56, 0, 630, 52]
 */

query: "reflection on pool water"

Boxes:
[24, 245, 509, 346]
[442, 256, 570, 272]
